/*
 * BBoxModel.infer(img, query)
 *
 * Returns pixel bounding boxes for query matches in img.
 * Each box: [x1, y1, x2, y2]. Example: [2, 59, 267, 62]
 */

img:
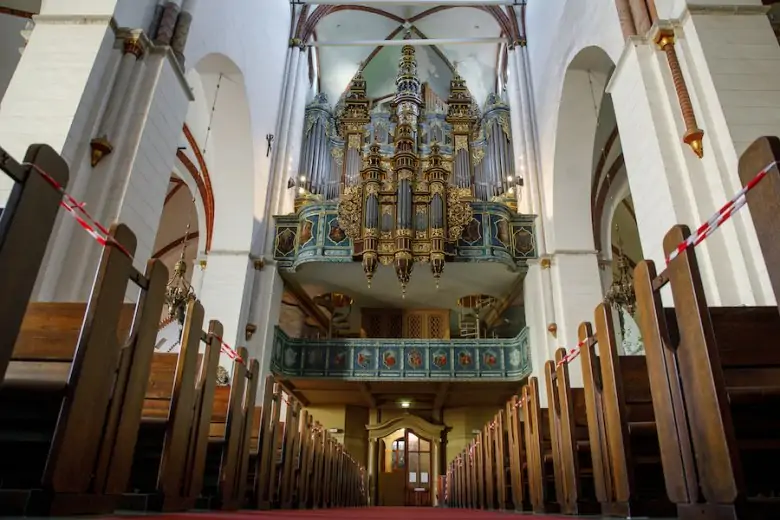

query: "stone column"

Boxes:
[171, 0, 197, 65]
[281, 48, 312, 215]
[154, 2, 180, 45]
[550, 251, 604, 388]
[0, 12, 115, 190]
[90, 34, 146, 168]
[511, 42, 560, 379]
[668, 5, 777, 305]
[266, 47, 302, 226]
[368, 438, 377, 505]
[432, 440, 441, 506]
[0, 11, 121, 301]
[505, 47, 529, 213]
[607, 33, 773, 307]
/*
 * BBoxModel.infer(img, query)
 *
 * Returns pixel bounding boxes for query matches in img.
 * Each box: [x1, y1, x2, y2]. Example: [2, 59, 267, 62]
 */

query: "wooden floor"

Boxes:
[99, 508, 675, 519]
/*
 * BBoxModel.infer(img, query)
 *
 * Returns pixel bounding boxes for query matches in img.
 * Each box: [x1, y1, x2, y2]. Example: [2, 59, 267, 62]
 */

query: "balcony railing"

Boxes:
[270, 326, 531, 381]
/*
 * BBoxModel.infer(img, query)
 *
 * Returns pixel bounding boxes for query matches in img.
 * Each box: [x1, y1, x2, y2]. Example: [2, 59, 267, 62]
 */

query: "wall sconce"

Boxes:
[399, 400, 412, 409]
[547, 323, 558, 338]
[540, 257, 551, 270]
[254, 258, 265, 271]
[245, 323, 257, 341]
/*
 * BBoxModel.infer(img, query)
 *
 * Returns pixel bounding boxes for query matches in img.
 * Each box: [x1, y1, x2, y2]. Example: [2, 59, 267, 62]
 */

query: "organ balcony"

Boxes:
[270, 325, 530, 382]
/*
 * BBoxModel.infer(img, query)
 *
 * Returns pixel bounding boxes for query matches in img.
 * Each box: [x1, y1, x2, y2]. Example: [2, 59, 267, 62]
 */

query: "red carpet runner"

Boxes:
[119, 507, 571, 519]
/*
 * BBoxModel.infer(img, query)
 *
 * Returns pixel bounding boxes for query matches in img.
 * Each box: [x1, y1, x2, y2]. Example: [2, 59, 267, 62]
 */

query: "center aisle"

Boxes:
[119, 507, 573, 519]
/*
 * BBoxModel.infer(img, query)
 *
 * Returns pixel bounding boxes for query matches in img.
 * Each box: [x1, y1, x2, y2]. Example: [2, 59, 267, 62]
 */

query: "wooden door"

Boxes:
[379, 436, 407, 506]
[405, 430, 433, 506]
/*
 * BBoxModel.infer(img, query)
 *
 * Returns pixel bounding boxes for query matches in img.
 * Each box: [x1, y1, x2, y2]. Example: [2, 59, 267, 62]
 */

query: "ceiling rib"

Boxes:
[309, 37, 507, 47]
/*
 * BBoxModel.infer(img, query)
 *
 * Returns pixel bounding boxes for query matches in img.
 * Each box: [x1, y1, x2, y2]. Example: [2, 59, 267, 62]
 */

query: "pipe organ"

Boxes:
[294, 38, 523, 294]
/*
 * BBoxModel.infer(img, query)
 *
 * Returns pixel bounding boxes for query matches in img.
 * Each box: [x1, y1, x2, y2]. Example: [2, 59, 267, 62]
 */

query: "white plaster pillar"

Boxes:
[268, 47, 301, 221]
[524, 261, 554, 406]
[608, 38, 725, 306]
[506, 47, 530, 214]
[95, 42, 140, 144]
[549, 251, 604, 388]
[246, 265, 285, 388]
[0, 13, 116, 202]
[513, 42, 560, 389]
[198, 252, 256, 369]
[282, 48, 311, 215]
[667, 5, 776, 306]
[36, 40, 193, 302]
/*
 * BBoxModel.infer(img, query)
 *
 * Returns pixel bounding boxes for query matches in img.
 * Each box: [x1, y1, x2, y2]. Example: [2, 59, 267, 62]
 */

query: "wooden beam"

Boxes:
[281, 275, 330, 332]
[433, 382, 450, 421]
[277, 379, 311, 407]
[359, 382, 377, 407]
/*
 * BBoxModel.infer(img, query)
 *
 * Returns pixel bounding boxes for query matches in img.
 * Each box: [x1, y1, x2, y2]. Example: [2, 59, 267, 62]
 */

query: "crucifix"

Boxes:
[266, 134, 274, 157]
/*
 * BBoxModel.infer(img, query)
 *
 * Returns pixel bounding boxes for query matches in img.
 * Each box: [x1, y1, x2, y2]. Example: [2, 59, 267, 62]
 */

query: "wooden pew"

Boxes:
[224, 356, 260, 510]
[522, 378, 560, 514]
[0, 224, 168, 516]
[505, 394, 531, 512]
[120, 300, 223, 512]
[579, 305, 675, 517]
[0, 144, 68, 382]
[545, 348, 601, 515]
[633, 136, 780, 520]
[198, 350, 260, 510]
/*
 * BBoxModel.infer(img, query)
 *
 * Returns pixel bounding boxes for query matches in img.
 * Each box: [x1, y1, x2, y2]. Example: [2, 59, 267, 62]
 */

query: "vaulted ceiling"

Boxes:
[297, 4, 526, 107]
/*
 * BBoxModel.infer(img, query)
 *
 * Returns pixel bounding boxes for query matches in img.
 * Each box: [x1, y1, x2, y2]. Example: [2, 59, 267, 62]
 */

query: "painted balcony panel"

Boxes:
[270, 326, 531, 381]
[272, 201, 536, 272]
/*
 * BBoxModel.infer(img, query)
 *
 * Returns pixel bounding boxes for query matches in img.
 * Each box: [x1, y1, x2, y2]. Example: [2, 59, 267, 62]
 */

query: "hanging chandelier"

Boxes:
[165, 197, 197, 323]
[603, 228, 636, 316]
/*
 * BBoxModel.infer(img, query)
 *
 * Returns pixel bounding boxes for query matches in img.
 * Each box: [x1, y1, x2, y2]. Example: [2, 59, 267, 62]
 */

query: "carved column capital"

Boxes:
[123, 36, 145, 58]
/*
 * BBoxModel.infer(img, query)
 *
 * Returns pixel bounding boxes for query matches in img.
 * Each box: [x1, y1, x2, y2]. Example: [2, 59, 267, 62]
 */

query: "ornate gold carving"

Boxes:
[455, 135, 469, 153]
[330, 146, 344, 165]
[446, 186, 473, 241]
[471, 147, 485, 166]
[348, 133, 362, 150]
[412, 242, 431, 254]
[305, 114, 317, 136]
[123, 37, 144, 58]
[336, 186, 362, 240]
[498, 114, 511, 139]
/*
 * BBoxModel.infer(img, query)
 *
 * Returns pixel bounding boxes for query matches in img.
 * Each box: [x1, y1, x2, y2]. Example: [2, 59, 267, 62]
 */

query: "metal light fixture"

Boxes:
[165, 197, 197, 324]
[603, 226, 636, 316]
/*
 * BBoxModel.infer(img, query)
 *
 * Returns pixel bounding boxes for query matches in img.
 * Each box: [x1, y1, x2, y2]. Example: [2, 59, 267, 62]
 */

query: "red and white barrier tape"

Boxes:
[24, 163, 134, 259]
[554, 161, 778, 366]
[666, 160, 777, 265]
[216, 337, 245, 365]
[22, 162, 250, 366]
[555, 339, 586, 368]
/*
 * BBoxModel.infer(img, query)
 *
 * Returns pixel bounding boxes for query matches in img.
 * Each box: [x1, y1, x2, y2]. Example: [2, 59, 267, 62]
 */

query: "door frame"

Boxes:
[367, 414, 445, 506]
